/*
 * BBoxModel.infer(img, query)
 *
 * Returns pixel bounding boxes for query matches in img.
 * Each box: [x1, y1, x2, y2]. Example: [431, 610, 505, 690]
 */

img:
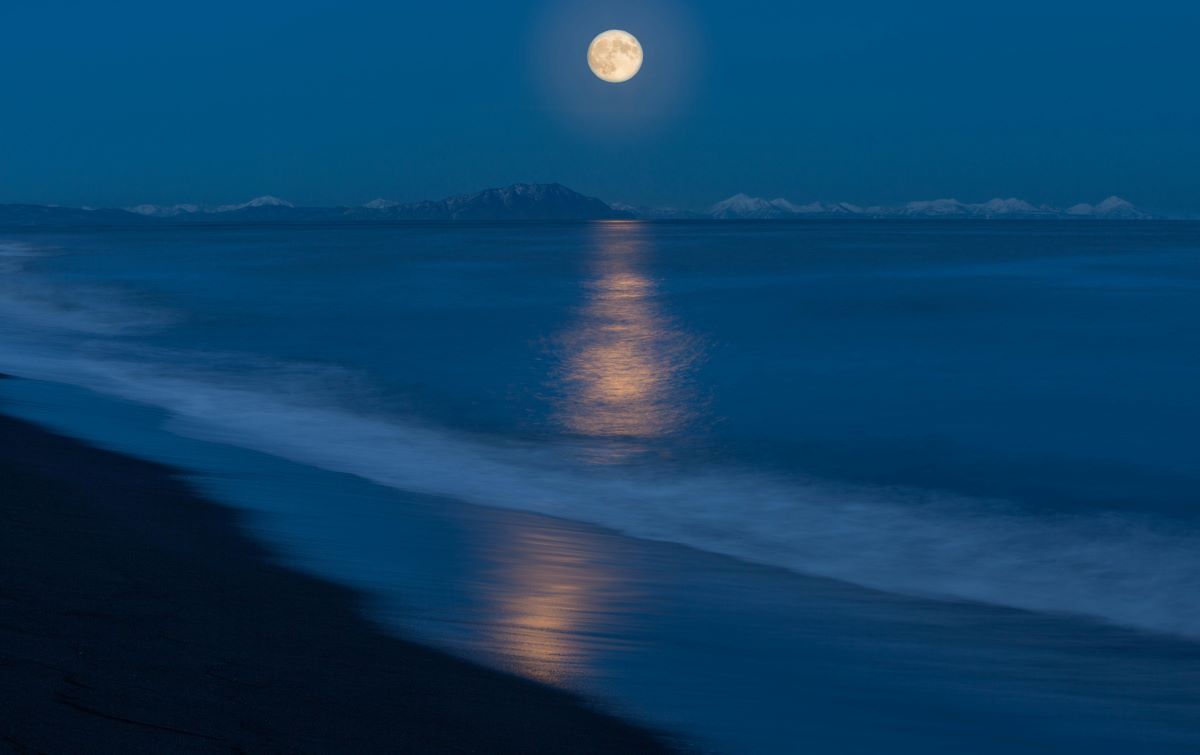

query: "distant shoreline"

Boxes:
[0, 183, 1182, 224]
[1, 216, 1193, 232]
[0, 389, 673, 753]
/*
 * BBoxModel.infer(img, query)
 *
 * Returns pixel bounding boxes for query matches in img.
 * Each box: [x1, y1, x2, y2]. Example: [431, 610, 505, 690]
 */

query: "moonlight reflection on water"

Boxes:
[553, 222, 703, 457]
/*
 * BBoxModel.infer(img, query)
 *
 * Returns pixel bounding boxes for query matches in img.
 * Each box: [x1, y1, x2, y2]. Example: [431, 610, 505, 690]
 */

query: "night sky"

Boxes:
[2, 0, 1198, 212]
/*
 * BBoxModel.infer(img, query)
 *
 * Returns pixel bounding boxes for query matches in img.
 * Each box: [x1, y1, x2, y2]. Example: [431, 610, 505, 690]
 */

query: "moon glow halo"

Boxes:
[587, 30, 643, 83]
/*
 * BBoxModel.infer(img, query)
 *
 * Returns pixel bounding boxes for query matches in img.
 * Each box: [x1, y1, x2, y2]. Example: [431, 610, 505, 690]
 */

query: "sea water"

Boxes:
[2, 221, 1199, 752]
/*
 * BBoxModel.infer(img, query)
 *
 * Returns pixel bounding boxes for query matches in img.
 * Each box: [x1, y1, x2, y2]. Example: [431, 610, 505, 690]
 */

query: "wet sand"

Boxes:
[0, 400, 673, 753]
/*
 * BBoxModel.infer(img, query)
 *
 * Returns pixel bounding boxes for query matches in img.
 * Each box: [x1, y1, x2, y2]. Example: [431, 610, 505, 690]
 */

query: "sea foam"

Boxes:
[2, 248, 1199, 639]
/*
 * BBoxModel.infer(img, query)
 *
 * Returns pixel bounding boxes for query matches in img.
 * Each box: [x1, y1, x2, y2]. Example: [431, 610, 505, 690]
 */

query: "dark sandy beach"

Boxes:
[0, 394, 672, 753]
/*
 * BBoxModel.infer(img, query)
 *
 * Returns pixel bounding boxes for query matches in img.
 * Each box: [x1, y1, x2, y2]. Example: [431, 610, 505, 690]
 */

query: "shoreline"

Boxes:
[0, 394, 674, 753]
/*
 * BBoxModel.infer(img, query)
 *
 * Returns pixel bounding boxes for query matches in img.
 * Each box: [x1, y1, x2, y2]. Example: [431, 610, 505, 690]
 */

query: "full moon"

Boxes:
[587, 30, 643, 83]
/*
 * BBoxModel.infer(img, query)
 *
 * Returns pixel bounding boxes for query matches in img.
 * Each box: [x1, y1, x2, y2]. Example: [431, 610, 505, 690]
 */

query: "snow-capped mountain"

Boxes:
[126, 196, 294, 217]
[1065, 196, 1150, 220]
[709, 193, 958, 219]
[363, 198, 400, 210]
[696, 194, 1149, 219]
[126, 203, 203, 218]
[213, 196, 294, 213]
[789, 201, 864, 215]
[969, 198, 1056, 217]
[708, 194, 967, 219]
[869, 198, 1056, 218]
[709, 194, 798, 219]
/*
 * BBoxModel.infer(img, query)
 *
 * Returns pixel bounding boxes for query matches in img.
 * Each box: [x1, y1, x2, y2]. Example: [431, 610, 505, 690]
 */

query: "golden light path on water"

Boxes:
[478, 221, 704, 685]
[554, 221, 701, 452]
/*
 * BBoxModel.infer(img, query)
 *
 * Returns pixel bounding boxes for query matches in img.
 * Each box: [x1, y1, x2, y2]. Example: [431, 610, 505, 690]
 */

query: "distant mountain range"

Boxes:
[126, 184, 629, 222]
[0, 184, 630, 226]
[127, 195, 297, 218]
[694, 193, 1154, 220]
[0, 184, 1173, 226]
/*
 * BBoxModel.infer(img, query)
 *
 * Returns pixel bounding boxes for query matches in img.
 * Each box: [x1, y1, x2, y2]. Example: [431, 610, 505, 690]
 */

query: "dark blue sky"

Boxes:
[2, 0, 1198, 211]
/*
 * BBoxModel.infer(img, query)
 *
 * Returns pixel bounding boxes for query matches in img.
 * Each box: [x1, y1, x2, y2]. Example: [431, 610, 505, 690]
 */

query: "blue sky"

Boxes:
[2, 0, 1198, 211]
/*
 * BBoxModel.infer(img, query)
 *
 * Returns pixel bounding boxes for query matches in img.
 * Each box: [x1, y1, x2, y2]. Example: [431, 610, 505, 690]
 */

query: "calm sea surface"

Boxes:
[3, 220, 1200, 752]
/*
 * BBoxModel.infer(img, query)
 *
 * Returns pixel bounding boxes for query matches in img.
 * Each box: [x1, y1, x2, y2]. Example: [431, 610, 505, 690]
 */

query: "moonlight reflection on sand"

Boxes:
[471, 513, 640, 689]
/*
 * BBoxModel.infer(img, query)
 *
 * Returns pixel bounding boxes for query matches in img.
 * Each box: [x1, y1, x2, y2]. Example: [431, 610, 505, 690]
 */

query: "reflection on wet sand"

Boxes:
[478, 519, 626, 687]
[554, 221, 703, 454]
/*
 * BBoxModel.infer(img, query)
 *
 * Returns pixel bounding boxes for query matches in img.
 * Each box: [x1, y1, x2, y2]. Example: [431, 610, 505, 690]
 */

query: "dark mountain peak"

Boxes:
[434, 183, 629, 220]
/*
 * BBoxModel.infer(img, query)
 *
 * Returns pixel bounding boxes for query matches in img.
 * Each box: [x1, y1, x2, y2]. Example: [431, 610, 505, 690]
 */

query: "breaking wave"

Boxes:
[2, 242, 1199, 639]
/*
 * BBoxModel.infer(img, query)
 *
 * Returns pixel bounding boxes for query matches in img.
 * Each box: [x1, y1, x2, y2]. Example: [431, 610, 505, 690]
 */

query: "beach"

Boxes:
[0, 393, 671, 753]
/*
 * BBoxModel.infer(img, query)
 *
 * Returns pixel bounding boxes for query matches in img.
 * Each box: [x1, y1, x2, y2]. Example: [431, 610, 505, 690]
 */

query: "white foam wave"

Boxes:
[1, 253, 1198, 639]
[2, 344, 1200, 639]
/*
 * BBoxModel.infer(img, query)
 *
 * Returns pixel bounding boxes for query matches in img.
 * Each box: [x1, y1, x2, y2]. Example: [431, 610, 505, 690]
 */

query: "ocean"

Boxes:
[3, 220, 1200, 752]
